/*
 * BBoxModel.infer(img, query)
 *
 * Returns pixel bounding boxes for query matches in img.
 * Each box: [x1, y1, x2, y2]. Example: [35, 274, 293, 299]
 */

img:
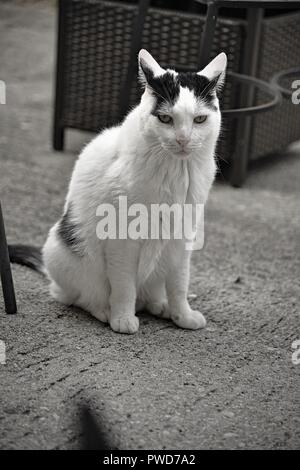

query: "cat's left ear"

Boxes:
[198, 52, 227, 91]
[138, 49, 165, 87]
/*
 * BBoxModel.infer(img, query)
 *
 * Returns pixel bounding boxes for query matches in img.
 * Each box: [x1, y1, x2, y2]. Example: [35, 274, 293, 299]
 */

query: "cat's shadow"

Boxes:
[80, 404, 114, 450]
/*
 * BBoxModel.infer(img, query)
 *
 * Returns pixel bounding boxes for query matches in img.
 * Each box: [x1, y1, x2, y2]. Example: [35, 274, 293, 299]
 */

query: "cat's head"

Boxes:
[138, 49, 227, 159]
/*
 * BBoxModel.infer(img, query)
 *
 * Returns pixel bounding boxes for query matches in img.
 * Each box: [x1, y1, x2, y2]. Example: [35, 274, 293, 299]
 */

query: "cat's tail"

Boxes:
[8, 244, 45, 275]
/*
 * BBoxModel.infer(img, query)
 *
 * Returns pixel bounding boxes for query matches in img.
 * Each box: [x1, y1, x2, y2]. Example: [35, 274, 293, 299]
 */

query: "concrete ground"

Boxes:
[0, 1, 299, 450]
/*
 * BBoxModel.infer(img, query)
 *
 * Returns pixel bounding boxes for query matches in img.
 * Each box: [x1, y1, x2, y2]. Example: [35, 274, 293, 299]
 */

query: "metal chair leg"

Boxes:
[119, 0, 151, 118]
[53, 0, 66, 151]
[53, 125, 65, 151]
[230, 8, 264, 187]
[199, 4, 264, 187]
[199, 1, 219, 69]
[0, 203, 17, 314]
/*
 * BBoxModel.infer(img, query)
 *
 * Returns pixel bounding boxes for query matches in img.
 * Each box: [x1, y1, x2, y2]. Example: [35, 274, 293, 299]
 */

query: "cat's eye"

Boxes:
[194, 115, 207, 124]
[157, 114, 173, 124]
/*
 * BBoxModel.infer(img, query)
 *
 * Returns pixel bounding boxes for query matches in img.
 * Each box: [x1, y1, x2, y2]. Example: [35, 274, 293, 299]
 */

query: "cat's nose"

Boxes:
[176, 137, 189, 147]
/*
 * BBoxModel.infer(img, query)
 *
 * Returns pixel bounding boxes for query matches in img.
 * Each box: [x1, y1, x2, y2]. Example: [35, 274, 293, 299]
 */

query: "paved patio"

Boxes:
[0, 1, 299, 450]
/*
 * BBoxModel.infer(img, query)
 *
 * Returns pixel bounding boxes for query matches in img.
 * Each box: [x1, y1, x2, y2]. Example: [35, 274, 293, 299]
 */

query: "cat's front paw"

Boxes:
[110, 315, 139, 334]
[172, 309, 206, 330]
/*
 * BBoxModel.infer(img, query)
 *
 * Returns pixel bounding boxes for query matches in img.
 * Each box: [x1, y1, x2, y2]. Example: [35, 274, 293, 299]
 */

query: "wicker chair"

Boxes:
[53, 0, 300, 186]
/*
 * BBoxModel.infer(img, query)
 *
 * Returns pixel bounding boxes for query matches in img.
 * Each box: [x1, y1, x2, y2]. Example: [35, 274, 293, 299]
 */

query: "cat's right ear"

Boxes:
[138, 49, 165, 87]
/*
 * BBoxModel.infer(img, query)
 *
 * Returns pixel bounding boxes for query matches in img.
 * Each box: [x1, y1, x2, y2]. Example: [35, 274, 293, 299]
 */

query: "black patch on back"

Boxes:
[57, 204, 84, 255]
[140, 60, 218, 113]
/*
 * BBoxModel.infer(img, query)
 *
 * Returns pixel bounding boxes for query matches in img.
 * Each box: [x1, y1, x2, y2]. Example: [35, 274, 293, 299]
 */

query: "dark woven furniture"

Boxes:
[0, 202, 17, 314]
[53, 0, 245, 153]
[53, 0, 300, 185]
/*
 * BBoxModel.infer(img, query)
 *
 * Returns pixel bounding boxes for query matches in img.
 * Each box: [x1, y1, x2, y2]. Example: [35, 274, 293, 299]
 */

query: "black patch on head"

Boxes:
[57, 204, 84, 256]
[178, 72, 220, 110]
[140, 60, 219, 113]
[140, 60, 180, 113]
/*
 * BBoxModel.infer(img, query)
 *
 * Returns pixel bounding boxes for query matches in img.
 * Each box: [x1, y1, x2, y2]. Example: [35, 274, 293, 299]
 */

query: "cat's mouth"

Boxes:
[176, 148, 190, 159]
[161, 143, 192, 159]
[176, 141, 204, 158]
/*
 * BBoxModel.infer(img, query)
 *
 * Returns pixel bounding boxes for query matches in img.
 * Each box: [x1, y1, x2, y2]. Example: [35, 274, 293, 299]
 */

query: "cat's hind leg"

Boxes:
[49, 280, 78, 306]
[71, 261, 111, 325]
[44, 225, 84, 308]
[45, 224, 110, 325]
